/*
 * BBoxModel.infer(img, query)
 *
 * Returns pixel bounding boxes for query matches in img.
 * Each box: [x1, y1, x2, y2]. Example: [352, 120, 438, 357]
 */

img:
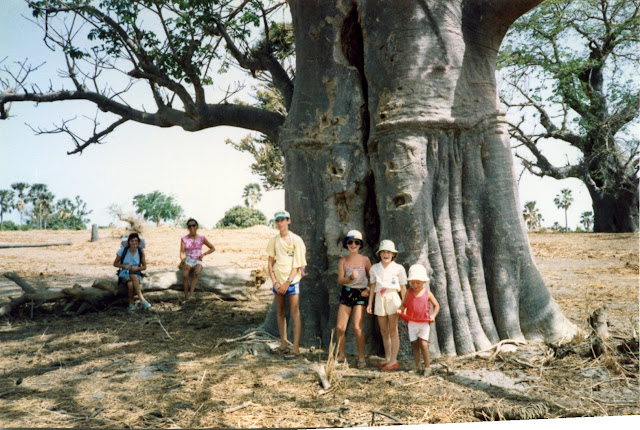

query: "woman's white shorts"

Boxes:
[185, 256, 204, 268]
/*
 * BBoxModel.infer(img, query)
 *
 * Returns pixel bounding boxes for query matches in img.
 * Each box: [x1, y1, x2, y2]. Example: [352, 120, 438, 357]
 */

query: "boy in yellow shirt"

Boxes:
[266, 210, 307, 359]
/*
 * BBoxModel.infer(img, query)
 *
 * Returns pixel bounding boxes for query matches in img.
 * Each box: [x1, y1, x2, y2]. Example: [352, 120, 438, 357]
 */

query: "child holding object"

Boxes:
[398, 264, 440, 374]
[366, 240, 407, 371]
[336, 230, 371, 368]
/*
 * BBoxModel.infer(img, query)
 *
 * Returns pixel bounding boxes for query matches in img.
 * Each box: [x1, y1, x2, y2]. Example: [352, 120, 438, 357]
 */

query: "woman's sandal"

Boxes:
[356, 360, 367, 369]
[283, 352, 300, 360]
[269, 346, 291, 355]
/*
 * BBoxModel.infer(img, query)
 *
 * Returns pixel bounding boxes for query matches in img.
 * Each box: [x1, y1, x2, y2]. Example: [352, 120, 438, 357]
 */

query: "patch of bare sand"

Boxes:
[528, 233, 639, 336]
[0, 230, 638, 428]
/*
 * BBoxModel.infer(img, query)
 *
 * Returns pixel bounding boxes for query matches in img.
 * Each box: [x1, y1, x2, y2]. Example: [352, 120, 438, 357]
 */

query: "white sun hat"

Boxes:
[342, 230, 364, 249]
[376, 239, 398, 255]
[407, 264, 429, 282]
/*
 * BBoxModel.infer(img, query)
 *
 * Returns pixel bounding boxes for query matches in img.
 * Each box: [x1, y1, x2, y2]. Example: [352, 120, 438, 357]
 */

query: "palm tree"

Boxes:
[522, 201, 543, 231]
[0, 190, 15, 224]
[580, 211, 594, 231]
[11, 182, 30, 226]
[554, 188, 574, 232]
[27, 184, 53, 229]
[56, 198, 74, 229]
[41, 192, 55, 230]
[242, 183, 262, 209]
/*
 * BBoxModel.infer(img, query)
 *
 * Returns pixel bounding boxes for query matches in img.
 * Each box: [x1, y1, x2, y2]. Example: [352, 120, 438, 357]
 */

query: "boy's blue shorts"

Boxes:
[272, 282, 300, 296]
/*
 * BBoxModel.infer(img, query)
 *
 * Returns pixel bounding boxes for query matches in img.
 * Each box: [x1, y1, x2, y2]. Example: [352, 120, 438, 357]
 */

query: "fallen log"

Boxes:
[1, 272, 125, 317]
[0, 241, 72, 248]
[93, 267, 262, 301]
[1, 267, 265, 317]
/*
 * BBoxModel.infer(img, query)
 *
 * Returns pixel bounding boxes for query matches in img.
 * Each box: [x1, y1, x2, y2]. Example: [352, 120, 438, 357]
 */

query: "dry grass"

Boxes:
[0, 230, 638, 427]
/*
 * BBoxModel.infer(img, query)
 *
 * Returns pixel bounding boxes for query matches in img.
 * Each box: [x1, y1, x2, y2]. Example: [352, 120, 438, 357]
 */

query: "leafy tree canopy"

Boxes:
[242, 182, 262, 209]
[499, 0, 639, 232]
[1, 0, 293, 156]
[0, 190, 16, 224]
[133, 190, 183, 226]
[216, 205, 266, 228]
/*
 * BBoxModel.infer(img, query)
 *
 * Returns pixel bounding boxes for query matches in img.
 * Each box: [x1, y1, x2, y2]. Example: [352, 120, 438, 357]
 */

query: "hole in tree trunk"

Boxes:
[340, 2, 370, 154]
[393, 194, 411, 208]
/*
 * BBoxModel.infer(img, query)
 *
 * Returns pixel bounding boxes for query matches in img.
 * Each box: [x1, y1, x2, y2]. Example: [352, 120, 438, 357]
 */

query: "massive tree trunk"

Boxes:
[263, 0, 577, 357]
[587, 177, 639, 233]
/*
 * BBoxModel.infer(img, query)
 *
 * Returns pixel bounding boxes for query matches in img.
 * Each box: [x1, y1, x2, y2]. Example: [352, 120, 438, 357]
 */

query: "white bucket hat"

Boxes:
[407, 264, 429, 282]
[376, 239, 398, 255]
[342, 230, 364, 249]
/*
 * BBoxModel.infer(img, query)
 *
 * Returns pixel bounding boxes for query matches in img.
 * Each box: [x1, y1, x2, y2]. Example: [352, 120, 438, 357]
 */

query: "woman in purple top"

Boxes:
[179, 218, 215, 301]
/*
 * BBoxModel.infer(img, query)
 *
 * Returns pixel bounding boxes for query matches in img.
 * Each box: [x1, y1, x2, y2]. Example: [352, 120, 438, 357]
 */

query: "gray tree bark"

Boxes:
[262, 0, 577, 358]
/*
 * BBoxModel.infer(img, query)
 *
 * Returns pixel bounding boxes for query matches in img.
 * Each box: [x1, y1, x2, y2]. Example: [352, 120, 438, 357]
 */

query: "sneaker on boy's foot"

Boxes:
[128, 304, 136, 311]
[141, 301, 151, 309]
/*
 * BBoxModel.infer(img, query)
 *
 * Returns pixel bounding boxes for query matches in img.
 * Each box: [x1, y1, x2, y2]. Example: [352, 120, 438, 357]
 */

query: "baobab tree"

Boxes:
[500, 0, 639, 233]
[0, 0, 578, 357]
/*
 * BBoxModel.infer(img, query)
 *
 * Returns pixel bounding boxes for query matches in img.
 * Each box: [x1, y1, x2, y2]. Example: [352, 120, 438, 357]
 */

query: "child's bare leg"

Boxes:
[377, 315, 391, 362]
[411, 340, 421, 369]
[420, 338, 430, 368]
[190, 264, 202, 295]
[388, 313, 399, 365]
[274, 293, 288, 350]
[288, 294, 301, 354]
[335, 304, 351, 361]
[352, 305, 366, 362]
[182, 266, 191, 298]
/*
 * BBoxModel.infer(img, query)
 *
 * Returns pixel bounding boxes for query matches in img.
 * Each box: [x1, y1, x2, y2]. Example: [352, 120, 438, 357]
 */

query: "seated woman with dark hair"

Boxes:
[179, 218, 215, 301]
[113, 232, 149, 310]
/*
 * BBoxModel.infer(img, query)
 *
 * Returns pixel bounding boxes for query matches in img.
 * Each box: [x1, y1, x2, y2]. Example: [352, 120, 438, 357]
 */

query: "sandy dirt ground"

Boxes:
[0, 228, 638, 428]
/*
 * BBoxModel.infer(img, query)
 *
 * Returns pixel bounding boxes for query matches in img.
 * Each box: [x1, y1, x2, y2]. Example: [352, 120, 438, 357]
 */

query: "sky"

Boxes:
[0, 0, 593, 231]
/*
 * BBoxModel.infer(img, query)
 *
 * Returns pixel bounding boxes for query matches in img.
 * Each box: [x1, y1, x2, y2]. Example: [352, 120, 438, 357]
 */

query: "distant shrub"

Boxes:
[0, 221, 18, 231]
[216, 206, 267, 229]
[538, 228, 547, 233]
